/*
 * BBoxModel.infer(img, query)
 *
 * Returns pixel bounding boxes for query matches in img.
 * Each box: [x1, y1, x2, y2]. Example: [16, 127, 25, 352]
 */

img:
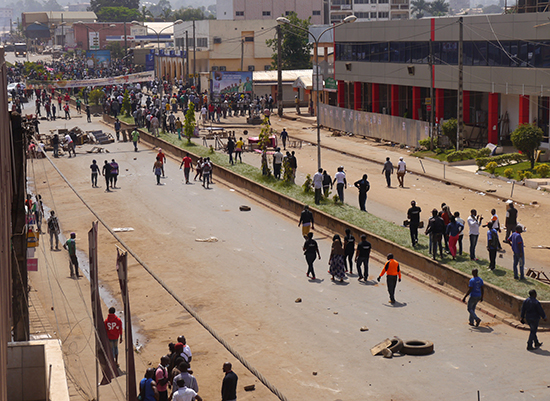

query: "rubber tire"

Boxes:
[239, 205, 251, 211]
[388, 338, 404, 354]
[401, 340, 434, 356]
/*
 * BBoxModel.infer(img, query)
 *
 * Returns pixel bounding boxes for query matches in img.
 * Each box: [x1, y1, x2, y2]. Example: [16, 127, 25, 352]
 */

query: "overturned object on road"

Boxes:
[372, 337, 433, 357]
[87, 130, 114, 145]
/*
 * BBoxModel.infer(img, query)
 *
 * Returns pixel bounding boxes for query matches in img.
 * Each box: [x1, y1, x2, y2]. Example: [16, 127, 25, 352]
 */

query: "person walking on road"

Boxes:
[397, 157, 407, 187]
[462, 268, 483, 327]
[354, 174, 370, 212]
[508, 226, 525, 280]
[298, 205, 314, 239]
[280, 128, 289, 150]
[139, 368, 159, 401]
[355, 234, 371, 281]
[110, 159, 119, 188]
[114, 118, 121, 141]
[157, 148, 167, 178]
[179, 153, 194, 184]
[487, 221, 499, 270]
[102, 160, 112, 192]
[407, 200, 421, 246]
[322, 170, 332, 199]
[343, 229, 356, 274]
[303, 232, 321, 280]
[226, 137, 235, 165]
[521, 289, 547, 350]
[104, 307, 123, 364]
[90, 159, 99, 188]
[153, 160, 163, 185]
[377, 253, 402, 304]
[467, 209, 483, 261]
[47, 211, 60, 251]
[381, 157, 394, 187]
[333, 166, 347, 203]
[131, 128, 140, 152]
[63, 232, 81, 278]
[504, 202, 518, 243]
[86, 104, 91, 123]
[313, 168, 323, 205]
[221, 362, 238, 401]
[329, 234, 346, 282]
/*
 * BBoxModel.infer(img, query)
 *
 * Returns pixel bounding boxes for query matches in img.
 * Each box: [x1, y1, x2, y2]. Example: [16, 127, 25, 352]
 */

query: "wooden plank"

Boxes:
[370, 338, 392, 356]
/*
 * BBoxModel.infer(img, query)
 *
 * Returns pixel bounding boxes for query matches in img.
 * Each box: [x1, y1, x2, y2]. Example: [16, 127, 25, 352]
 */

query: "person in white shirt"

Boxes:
[467, 209, 484, 261]
[273, 148, 284, 179]
[64, 134, 76, 157]
[332, 166, 347, 203]
[313, 168, 323, 205]
[397, 157, 407, 187]
[172, 379, 202, 401]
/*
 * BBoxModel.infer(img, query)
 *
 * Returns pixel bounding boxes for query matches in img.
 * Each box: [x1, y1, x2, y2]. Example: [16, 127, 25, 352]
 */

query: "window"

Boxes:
[370, 12, 377, 18]
[219, 66, 227, 71]
[186, 38, 194, 47]
[472, 41, 487, 66]
[213, 37, 222, 44]
[378, 0, 389, 3]
[313, 10, 321, 15]
[264, 65, 272, 70]
[286, 11, 292, 15]
[211, 66, 219, 71]
[248, 65, 255, 71]
[355, 12, 369, 18]
[378, 11, 389, 18]
[197, 37, 207, 48]
[262, 11, 271, 16]
[244, 36, 254, 42]
[354, 0, 369, 3]
[236, 11, 244, 16]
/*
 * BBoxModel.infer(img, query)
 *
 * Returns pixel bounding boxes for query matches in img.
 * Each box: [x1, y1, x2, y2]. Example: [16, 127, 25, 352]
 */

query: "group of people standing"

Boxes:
[90, 159, 119, 192]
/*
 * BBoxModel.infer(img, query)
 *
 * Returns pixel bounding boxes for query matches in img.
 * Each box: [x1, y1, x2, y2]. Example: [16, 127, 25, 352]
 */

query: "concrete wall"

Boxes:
[7, 340, 70, 401]
[120, 120, 550, 321]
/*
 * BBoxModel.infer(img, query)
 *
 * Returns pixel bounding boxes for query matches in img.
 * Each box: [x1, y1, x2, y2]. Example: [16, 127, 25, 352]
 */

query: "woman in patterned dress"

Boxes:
[329, 234, 346, 282]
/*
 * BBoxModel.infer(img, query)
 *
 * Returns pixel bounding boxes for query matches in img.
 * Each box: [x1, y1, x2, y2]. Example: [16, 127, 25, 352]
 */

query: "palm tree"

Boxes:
[161, 8, 173, 21]
[411, 0, 430, 18]
[430, 0, 450, 15]
[140, 5, 153, 21]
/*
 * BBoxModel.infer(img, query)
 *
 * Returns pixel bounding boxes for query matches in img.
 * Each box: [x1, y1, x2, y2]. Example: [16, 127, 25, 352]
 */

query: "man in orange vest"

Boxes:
[377, 253, 402, 304]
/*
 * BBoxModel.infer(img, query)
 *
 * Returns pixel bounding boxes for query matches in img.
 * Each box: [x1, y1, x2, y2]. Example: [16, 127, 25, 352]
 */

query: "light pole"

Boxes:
[76, 22, 116, 51]
[132, 19, 183, 134]
[277, 15, 356, 170]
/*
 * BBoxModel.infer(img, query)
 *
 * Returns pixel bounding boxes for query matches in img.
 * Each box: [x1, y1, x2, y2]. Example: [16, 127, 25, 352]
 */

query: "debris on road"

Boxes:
[195, 237, 219, 242]
[113, 227, 134, 232]
[239, 205, 251, 211]
[244, 384, 255, 391]
[295, 298, 302, 303]
[360, 326, 369, 332]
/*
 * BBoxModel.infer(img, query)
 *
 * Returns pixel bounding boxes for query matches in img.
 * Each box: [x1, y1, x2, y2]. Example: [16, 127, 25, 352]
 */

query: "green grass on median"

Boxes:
[159, 131, 550, 301]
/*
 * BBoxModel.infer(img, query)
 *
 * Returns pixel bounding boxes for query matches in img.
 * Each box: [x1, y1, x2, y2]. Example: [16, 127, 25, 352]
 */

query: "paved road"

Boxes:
[30, 115, 549, 401]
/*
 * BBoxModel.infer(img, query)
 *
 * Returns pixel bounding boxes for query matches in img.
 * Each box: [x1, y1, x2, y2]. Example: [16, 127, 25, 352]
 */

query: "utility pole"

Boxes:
[192, 20, 196, 88]
[277, 25, 283, 117]
[185, 30, 189, 86]
[456, 16, 464, 151]
[11, 112, 29, 342]
[240, 39, 244, 71]
[124, 21, 128, 66]
[429, 38, 434, 151]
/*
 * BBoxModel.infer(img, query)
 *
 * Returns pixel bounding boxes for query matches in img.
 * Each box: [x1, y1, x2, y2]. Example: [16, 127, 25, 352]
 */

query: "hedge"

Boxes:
[476, 153, 526, 168]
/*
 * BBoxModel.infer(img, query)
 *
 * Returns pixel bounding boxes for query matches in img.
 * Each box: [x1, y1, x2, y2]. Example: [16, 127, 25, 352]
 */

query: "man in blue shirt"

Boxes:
[521, 289, 547, 350]
[487, 221, 499, 270]
[507, 225, 525, 280]
[462, 269, 484, 327]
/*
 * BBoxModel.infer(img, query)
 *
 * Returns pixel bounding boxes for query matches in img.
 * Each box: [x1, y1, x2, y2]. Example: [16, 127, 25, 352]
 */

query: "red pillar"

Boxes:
[391, 84, 399, 116]
[337, 80, 345, 108]
[371, 83, 380, 113]
[354, 82, 362, 110]
[412, 86, 421, 120]
[435, 88, 444, 124]
[519, 95, 530, 125]
[488, 93, 499, 145]
[463, 90, 470, 124]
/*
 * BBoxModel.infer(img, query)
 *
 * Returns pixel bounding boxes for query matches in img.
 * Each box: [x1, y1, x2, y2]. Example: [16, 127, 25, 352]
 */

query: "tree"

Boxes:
[148, 0, 172, 17]
[89, 0, 138, 13]
[482, 4, 502, 13]
[430, 0, 449, 15]
[183, 102, 196, 143]
[411, 0, 430, 18]
[96, 6, 141, 22]
[139, 5, 154, 21]
[173, 7, 206, 21]
[511, 124, 543, 169]
[43, 0, 63, 11]
[441, 118, 457, 148]
[122, 90, 131, 117]
[105, 41, 124, 58]
[266, 12, 312, 70]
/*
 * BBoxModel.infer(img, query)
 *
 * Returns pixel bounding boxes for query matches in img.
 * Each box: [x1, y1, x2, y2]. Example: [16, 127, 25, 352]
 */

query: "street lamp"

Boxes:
[277, 15, 356, 170]
[132, 20, 183, 135]
[76, 22, 117, 51]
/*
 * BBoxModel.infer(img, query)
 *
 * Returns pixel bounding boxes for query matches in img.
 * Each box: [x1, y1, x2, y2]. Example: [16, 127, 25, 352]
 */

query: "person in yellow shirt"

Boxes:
[235, 137, 244, 163]
[377, 253, 402, 304]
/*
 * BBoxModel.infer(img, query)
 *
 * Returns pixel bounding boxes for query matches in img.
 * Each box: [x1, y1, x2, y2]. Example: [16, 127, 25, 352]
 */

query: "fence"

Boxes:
[319, 104, 430, 147]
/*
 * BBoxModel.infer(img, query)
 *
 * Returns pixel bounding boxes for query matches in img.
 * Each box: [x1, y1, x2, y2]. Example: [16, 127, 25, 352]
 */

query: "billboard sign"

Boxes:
[211, 71, 253, 98]
[89, 31, 100, 50]
[86, 50, 111, 67]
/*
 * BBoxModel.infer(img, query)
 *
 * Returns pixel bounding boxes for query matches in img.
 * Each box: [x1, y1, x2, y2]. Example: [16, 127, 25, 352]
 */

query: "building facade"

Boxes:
[216, 0, 325, 24]
[333, 0, 409, 24]
[333, 13, 550, 149]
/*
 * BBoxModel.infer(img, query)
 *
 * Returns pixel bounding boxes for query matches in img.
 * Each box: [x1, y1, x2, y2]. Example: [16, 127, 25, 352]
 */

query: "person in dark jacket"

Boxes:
[425, 209, 445, 260]
[521, 289, 547, 350]
[221, 362, 237, 401]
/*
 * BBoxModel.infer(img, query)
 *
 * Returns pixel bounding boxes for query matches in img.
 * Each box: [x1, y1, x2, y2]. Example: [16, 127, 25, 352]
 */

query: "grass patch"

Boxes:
[410, 149, 453, 161]
[159, 132, 549, 300]
[491, 161, 550, 180]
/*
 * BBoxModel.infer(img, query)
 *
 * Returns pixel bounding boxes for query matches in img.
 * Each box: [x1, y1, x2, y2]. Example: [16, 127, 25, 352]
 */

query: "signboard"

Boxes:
[324, 77, 337, 92]
[89, 31, 99, 50]
[86, 50, 111, 67]
[425, 97, 431, 105]
[26, 71, 155, 89]
[313, 73, 323, 91]
[211, 71, 253, 97]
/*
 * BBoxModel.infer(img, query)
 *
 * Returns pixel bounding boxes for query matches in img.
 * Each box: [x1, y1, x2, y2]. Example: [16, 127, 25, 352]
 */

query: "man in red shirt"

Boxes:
[156, 148, 166, 177]
[104, 307, 123, 364]
[179, 153, 194, 184]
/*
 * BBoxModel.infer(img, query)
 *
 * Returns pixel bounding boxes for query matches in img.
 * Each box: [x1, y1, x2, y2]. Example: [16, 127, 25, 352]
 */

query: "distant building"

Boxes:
[330, 0, 409, 23]
[216, 0, 325, 24]
[449, 0, 470, 13]
[0, 8, 13, 32]
[22, 11, 97, 48]
[68, 3, 91, 12]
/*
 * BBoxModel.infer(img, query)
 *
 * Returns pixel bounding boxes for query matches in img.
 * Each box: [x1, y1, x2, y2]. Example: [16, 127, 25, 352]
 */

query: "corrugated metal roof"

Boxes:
[253, 69, 312, 84]
[44, 11, 97, 21]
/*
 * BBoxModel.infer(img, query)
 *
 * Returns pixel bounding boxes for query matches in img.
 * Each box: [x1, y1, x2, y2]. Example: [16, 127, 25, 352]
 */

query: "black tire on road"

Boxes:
[401, 340, 434, 356]
[239, 205, 251, 211]
[388, 338, 404, 354]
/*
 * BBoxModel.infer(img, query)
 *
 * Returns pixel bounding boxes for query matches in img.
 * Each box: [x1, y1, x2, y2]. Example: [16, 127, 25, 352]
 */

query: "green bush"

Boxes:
[503, 168, 514, 179]
[419, 137, 438, 149]
[88, 88, 104, 106]
[476, 153, 526, 168]
[535, 164, 550, 178]
[486, 161, 498, 174]
[523, 171, 533, 180]
[477, 147, 492, 157]
[446, 149, 478, 162]
[441, 118, 458, 147]
[302, 174, 313, 193]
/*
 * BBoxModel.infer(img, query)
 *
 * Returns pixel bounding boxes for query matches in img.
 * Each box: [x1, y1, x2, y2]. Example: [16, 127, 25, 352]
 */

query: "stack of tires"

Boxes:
[380, 338, 434, 358]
